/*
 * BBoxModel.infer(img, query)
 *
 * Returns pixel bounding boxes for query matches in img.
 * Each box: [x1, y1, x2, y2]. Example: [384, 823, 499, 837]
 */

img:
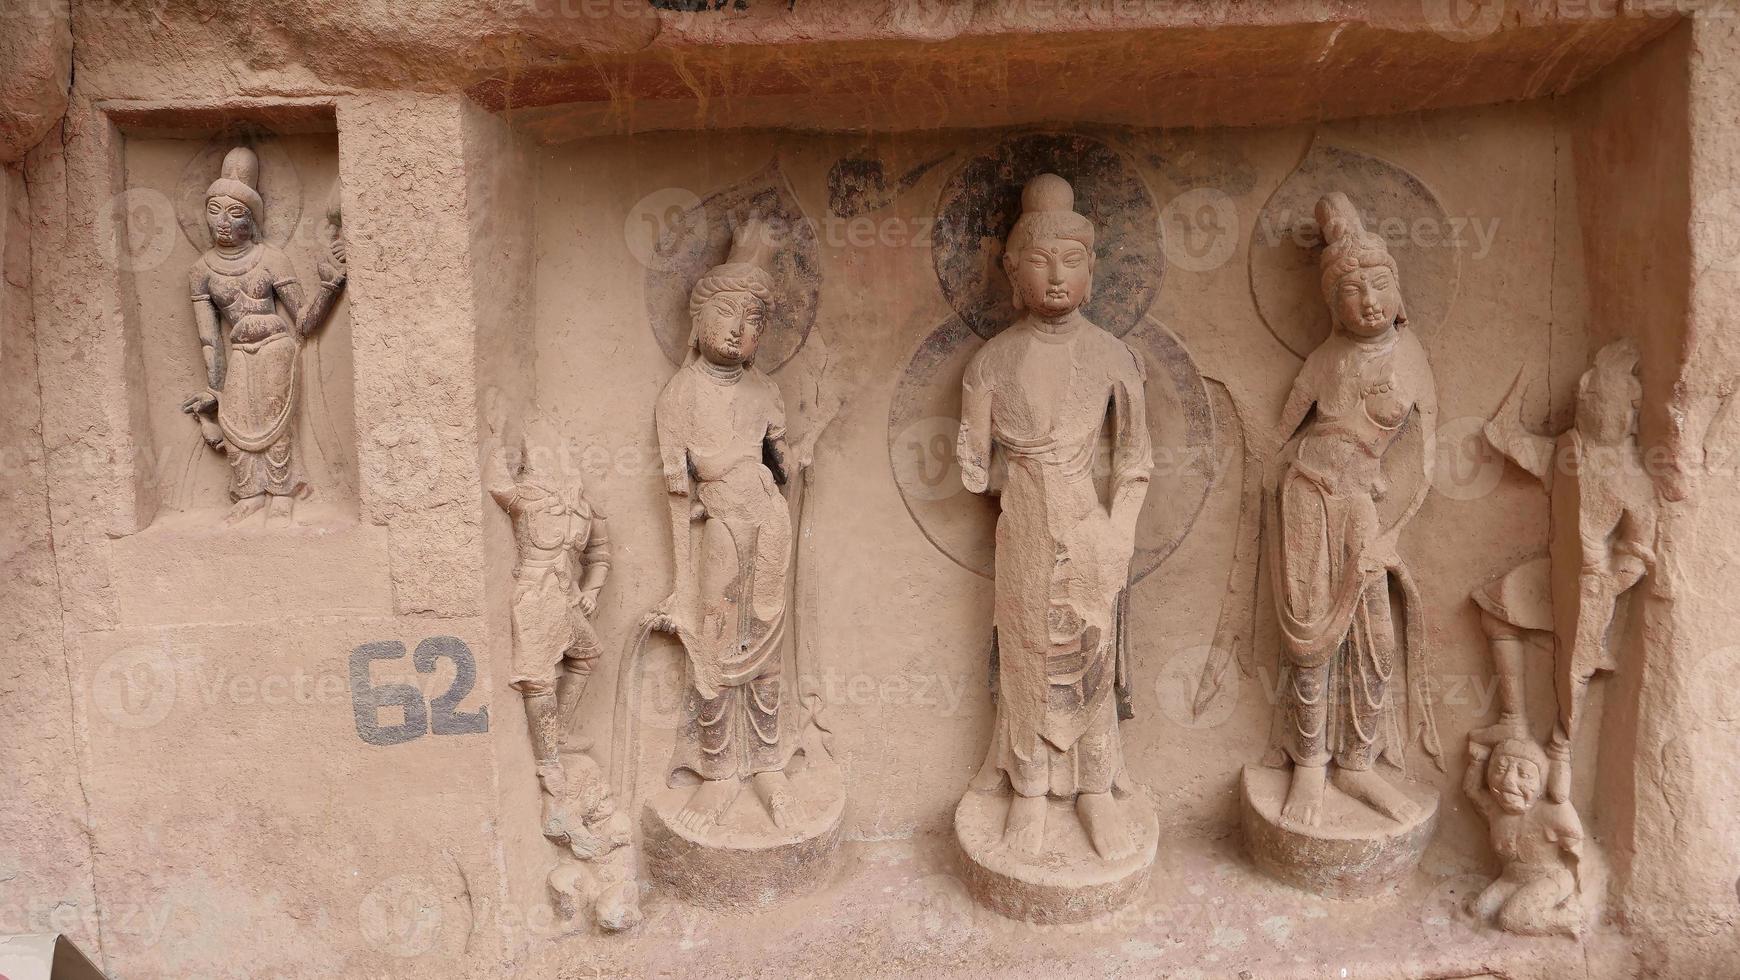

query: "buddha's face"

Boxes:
[694, 290, 766, 367]
[1007, 235, 1093, 317]
[207, 194, 256, 249]
[1333, 263, 1402, 338]
[1487, 750, 1542, 814]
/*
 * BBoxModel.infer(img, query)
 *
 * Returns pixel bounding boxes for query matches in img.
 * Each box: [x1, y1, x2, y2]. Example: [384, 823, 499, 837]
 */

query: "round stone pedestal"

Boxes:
[1240, 764, 1438, 899]
[642, 754, 845, 910]
[954, 788, 1159, 923]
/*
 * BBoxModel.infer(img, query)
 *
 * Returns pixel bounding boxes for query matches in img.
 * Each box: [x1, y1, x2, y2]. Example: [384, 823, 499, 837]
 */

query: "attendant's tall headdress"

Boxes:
[685, 219, 776, 366]
[1316, 191, 1406, 328]
[205, 146, 265, 228]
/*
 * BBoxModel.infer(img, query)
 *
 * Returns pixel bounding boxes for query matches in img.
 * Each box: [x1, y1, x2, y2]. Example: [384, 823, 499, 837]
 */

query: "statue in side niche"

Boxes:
[629, 218, 844, 909]
[1460, 338, 1650, 938]
[1238, 192, 1444, 899]
[180, 146, 347, 526]
[483, 395, 637, 931]
[952, 173, 1159, 923]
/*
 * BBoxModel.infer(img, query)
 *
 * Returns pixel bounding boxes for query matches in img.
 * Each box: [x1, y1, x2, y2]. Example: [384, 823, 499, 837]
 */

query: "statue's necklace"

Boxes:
[207, 242, 264, 276]
[698, 359, 745, 385]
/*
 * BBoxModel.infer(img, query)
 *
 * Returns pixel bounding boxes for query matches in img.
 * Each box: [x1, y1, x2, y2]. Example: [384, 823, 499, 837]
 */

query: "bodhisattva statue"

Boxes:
[633, 219, 844, 908]
[1267, 191, 1440, 826]
[652, 220, 802, 832]
[952, 174, 1158, 923]
[1239, 192, 1443, 898]
[180, 146, 347, 526]
[1459, 338, 1650, 937]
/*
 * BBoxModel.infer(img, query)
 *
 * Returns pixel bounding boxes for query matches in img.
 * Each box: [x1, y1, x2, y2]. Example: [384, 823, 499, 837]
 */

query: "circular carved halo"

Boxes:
[1249, 143, 1461, 358]
[642, 161, 820, 375]
[174, 137, 305, 250]
[930, 132, 1163, 340]
[888, 316, 1216, 584]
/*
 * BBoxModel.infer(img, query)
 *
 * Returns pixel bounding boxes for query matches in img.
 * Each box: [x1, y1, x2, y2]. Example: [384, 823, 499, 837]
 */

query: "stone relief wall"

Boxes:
[531, 110, 1589, 878]
[13, 10, 1740, 977]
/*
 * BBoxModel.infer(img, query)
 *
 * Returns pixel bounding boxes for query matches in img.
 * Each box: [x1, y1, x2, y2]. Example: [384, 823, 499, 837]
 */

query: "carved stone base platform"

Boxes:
[954, 787, 1160, 924]
[1240, 764, 1439, 900]
[642, 754, 845, 910]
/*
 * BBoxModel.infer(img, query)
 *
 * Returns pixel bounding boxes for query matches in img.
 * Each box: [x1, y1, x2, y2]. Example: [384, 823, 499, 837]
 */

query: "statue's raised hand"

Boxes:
[649, 590, 694, 637]
[318, 235, 348, 288]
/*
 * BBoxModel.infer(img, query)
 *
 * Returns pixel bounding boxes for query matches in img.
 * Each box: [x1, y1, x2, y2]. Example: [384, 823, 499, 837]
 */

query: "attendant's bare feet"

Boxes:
[264, 494, 294, 527]
[539, 773, 601, 857]
[675, 778, 740, 834]
[1281, 763, 1326, 828]
[1002, 793, 1047, 856]
[1077, 791, 1136, 860]
[752, 770, 802, 830]
[1332, 767, 1420, 824]
[224, 495, 267, 526]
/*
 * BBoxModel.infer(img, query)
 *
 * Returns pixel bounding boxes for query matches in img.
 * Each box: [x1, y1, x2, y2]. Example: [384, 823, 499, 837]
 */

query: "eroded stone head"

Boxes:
[1003, 173, 1096, 317]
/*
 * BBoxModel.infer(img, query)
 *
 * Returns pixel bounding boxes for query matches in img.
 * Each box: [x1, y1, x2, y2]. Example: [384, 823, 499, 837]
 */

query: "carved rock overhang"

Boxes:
[469, 6, 1686, 140]
[41, 1, 1691, 146]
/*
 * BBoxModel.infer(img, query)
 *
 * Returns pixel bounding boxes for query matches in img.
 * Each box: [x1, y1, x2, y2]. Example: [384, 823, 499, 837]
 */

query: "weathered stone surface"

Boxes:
[8, 4, 1740, 978]
[641, 757, 845, 910]
[954, 787, 1159, 924]
[0, 0, 71, 163]
[1241, 765, 1440, 901]
[0, 160, 100, 960]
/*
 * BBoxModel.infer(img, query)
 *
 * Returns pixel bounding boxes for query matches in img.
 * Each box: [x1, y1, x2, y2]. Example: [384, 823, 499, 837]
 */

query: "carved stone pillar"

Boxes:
[337, 93, 489, 617]
[1572, 15, 1740, 973]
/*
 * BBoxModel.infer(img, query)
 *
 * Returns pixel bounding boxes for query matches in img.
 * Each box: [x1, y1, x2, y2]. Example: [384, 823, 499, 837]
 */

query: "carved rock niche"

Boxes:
[10, 10, 1727, 980]
[122, 128, 360, 531]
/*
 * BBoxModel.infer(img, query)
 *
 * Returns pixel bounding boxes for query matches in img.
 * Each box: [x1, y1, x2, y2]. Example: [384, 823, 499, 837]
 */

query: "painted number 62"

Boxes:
[349, 636, 490, 746]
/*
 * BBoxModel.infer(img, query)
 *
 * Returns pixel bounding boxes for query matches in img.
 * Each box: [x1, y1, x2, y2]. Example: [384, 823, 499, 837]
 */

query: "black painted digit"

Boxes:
[349, 641, 428, 746]
[414, 636, 490, 735]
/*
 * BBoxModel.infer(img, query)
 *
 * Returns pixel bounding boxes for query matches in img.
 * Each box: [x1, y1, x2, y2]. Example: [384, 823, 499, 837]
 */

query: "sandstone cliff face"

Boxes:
[0, 1, 71, 163]
[5, 3, 1740, 979]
